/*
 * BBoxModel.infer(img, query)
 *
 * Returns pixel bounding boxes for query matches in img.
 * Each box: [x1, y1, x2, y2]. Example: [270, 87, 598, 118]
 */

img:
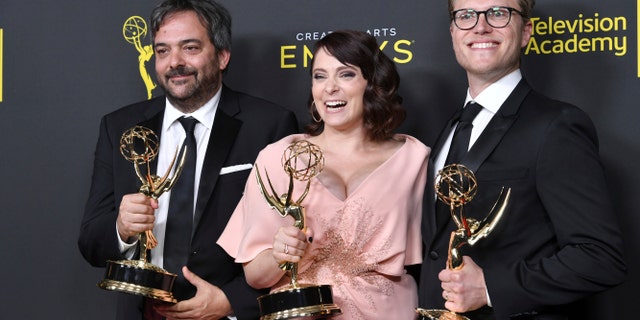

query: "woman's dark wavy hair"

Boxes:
[304, 30, 406, 141]
[150, 0, 232, 52]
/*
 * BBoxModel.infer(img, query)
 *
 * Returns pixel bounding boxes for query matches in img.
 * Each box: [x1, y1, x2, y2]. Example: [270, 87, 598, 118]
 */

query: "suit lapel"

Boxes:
[427, 80, 531, 243]
[425, 106, 464, 241]
[193, 88, 242, 231]
[137, 98, 165, 174]
[422, 108, 462, 243]
[462, 80, 531, 173]
[431, 111, 460, 163]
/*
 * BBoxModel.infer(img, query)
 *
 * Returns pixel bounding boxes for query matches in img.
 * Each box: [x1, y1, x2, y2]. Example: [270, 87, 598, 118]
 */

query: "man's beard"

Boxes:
[159, 65, 219, 113]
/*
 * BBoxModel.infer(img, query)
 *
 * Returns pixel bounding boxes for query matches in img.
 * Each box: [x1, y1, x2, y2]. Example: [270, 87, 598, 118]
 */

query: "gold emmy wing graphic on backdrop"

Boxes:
[123, 16, 156, 100]
[416, 164, 511, 320]
[255, 140, 341, 320]
[98, 126, 188, 303]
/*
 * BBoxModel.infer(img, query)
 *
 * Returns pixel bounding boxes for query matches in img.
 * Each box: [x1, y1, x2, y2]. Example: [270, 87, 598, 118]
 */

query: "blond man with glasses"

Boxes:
[418, 1, 627, 319]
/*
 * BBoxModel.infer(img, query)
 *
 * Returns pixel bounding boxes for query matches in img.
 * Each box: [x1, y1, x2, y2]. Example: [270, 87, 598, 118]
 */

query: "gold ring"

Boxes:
[284, 243, 289, 254]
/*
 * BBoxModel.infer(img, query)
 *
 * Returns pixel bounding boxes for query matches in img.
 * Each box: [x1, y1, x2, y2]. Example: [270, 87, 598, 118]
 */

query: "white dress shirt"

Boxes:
[118, 89, 220, 264]
[434, 70, 522, 174]
[118, 90, 238, 319]
[433, 69, 522, 308]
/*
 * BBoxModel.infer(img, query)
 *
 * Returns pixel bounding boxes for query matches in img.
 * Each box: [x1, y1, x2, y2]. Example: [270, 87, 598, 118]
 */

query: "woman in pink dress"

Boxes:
[218, 30, 430, 319]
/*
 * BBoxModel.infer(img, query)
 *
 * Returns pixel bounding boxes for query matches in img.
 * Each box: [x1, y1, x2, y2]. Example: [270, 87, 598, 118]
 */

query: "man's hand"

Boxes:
[439, 256, 488, 313]
[155, 266, 233, 320]
[116, 193, 158, 243]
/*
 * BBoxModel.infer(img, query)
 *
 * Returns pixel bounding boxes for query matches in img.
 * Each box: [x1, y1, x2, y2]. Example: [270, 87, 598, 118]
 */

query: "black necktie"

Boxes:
[436, 102, 483, 233]
[444, 101, 483, 165]
[164, 117, 198, 297]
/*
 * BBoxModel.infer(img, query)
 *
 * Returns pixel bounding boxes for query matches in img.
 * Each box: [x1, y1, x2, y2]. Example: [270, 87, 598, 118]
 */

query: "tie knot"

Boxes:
[458, 102, 483, 123]
[178, 117, 198, 134]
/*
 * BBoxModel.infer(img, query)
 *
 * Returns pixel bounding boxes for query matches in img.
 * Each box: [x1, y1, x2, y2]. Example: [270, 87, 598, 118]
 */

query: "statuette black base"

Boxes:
[98, 259, 177, 303]
[416, 308, 470, 320]
[259, 284, 341, 320]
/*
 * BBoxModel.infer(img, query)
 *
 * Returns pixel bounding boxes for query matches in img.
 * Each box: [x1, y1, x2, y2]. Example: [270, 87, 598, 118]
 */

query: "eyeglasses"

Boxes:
[451, 6, 525, 30]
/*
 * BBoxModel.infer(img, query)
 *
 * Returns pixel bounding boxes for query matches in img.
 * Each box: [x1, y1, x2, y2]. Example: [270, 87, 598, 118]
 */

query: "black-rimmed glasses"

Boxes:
[451, 6, 525, 30]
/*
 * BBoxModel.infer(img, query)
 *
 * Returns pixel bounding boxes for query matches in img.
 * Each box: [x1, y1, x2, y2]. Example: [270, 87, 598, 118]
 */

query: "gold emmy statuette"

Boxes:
[416, 164, 511, 320]
[98, 126, 187, 303]
[255, 140, 341, 320]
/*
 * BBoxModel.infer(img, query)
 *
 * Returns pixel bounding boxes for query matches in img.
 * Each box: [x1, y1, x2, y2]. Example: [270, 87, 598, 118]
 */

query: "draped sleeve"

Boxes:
[218, 134, 306, 262]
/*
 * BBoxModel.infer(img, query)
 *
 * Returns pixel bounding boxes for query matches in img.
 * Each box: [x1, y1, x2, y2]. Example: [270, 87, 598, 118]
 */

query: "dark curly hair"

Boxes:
[150, 0, 232, 52]
[304, 30, 406, 142]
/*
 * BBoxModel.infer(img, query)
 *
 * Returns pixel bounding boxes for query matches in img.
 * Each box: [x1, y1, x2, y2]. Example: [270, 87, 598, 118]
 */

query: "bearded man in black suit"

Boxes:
[78, 1, 297, 319]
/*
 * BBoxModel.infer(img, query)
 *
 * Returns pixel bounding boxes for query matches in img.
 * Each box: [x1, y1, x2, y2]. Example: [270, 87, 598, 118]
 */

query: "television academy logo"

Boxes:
[525, 5, 637, 78]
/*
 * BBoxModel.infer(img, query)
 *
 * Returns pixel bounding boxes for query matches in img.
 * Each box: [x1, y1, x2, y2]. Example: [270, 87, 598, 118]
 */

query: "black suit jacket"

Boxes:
[418, 79, 626, 319]
[78, 85, 298, 320]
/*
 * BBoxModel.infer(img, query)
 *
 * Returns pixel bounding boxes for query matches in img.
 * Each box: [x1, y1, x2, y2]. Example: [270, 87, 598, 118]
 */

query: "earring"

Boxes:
[311, 101, 322, 123]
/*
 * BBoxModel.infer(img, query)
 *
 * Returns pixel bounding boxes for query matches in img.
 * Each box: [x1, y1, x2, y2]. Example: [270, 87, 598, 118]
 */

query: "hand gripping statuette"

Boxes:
[416, 164, 511, 320]
[255, 140, 341, 320]
[98, 126, 188, 303]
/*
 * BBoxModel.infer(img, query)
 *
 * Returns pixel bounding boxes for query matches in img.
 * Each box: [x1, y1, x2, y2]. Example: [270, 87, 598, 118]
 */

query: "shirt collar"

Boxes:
[163, 88, 221, 131]
[464, 69, 522, 114]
